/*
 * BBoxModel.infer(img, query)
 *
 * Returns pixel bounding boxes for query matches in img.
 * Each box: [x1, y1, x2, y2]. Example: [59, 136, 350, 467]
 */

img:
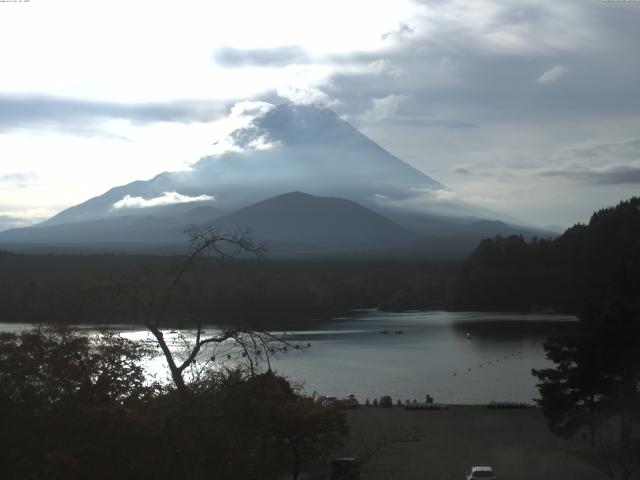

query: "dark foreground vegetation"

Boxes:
[532, 267, 640, 480]
[0, 327, 348, 480]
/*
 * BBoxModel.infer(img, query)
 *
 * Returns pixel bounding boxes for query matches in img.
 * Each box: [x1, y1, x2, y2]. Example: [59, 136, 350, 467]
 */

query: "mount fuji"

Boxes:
[0, 103, 549, 256]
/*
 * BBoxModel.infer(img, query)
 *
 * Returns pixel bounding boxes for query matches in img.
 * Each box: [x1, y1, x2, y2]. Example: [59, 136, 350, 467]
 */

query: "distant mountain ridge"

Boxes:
[42, 103, 446, 227]
[0, 192, 423, 255]
[0, 102, 552, 256]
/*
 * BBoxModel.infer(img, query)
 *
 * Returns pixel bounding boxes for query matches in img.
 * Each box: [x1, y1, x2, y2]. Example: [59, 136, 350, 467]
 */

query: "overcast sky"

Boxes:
[1, 0, 639, 231]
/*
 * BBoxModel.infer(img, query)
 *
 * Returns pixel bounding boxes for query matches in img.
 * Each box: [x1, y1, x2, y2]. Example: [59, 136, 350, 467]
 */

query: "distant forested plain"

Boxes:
[1, 197, 638, 326]
[0, 253, 456, 327]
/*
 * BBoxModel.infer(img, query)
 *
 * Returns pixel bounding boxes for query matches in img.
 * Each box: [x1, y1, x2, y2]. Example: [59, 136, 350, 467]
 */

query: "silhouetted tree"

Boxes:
[0, 326, 163, 480]
[533, 269, 640, 480]
[533, 327, 602, 443]
[112, 224, 291, 396]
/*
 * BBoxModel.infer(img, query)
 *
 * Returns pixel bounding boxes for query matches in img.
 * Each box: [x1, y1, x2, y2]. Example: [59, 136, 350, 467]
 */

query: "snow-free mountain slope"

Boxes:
[213, 191, 421, 253]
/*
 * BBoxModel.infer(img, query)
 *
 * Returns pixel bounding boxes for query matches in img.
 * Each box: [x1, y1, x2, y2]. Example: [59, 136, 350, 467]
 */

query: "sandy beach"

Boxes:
[334, 405, 614, 480]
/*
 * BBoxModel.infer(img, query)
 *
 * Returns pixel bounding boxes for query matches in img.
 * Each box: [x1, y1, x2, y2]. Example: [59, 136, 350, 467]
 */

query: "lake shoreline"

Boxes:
[1, 311, 577, 404]
[0, 308, 578, 330]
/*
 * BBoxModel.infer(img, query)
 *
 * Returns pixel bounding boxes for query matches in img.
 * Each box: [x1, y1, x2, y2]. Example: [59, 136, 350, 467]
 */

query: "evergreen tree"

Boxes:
[533, 268, 640, 479]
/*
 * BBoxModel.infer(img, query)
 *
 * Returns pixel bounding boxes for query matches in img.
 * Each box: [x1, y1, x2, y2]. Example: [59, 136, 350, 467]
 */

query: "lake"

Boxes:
[0, 310, 575, 404]
[266, 310, 575, 404]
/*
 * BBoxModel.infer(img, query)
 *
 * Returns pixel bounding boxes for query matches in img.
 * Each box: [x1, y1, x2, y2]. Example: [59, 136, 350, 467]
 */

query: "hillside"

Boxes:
[213, 192, 422, 255]
[452, 197, 640, 311]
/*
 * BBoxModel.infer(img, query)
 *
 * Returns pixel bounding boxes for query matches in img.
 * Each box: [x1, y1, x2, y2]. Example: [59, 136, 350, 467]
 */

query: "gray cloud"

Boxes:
[563, 139, 640, 162]
[0, 214, 45, 232]
[321, 0, 640, 126]
[0, 215, 21, 232]
[489, 3, 547, 27]
[537, 65, 569, 84]
[0, 172, 38, 188]
[299, 0, 640, 228]
[541, 165, 640, 185]
[0, 94, 227, 134]
[381, 23, 414, 40]
[441, 138, 640, 184]
[540, 138, 640, 181]
[2, 0, 634, 230]
[353, 111, 475, 129]
[213, 45, 309, 67]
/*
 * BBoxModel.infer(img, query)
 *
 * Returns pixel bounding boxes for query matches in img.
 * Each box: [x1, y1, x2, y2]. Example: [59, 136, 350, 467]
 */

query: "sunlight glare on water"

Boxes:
[0, 310, 576, 404]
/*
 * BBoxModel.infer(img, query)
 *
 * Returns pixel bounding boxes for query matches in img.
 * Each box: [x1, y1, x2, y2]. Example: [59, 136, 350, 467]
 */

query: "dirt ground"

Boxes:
[332, 405, 620, 480]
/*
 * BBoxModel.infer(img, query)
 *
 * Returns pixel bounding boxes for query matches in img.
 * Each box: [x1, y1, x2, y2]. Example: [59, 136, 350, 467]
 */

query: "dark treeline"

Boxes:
[453, 197, 640, 312]
[0, 252, 457, 326]
[2, 197, 638, 324]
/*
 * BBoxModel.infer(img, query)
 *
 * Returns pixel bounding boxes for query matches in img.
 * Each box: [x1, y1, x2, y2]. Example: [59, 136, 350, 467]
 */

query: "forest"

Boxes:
[0, 252, 456, 327]
[453, 197, 640, 312]
[0, 197, 638, 325]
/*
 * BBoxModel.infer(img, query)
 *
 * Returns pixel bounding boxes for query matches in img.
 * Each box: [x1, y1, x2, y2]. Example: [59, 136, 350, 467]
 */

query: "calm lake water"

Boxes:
[0, 310, 576, 404]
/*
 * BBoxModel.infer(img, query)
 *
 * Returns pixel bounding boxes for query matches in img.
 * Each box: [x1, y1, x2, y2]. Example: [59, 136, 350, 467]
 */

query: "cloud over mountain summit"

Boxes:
[38, 102, 480, 228]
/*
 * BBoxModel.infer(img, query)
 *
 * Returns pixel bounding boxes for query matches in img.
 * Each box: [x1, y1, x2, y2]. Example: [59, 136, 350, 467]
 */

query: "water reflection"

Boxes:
[0, 310, 576, 404]
[264, 311, 576, 404]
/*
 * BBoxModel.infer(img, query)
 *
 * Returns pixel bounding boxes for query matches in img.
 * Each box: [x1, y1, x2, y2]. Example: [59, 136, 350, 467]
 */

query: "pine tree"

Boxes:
[533, 268, 640, 479]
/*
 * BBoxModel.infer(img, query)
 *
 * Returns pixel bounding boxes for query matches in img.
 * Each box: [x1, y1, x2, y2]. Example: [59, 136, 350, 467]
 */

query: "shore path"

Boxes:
[336, 405, 607, 480]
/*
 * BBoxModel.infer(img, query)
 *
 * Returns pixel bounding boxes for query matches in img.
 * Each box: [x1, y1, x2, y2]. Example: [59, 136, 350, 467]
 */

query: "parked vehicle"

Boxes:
[344, 394, 359, 409]
[466, 466, 496, 480]
[379, 395, 393, 408]
[320, 396, 338, 407]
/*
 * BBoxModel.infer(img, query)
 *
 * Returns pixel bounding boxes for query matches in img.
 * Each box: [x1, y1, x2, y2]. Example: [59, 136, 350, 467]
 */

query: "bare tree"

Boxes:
[114, 224, 293, 397]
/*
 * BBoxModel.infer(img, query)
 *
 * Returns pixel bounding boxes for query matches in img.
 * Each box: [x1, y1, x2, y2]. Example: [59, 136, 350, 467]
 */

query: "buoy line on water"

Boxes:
[451, 345, 536, 376]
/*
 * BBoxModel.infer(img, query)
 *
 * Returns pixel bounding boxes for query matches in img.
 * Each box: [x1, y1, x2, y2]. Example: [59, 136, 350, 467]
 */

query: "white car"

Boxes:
[344, 394, 359, 409]
[466, 466, 496, 480]
[320, 396, 338, 407]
